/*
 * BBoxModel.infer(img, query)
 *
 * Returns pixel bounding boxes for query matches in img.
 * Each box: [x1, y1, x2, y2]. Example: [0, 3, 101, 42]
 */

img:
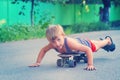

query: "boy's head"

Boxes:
[46, 24, 65, 41]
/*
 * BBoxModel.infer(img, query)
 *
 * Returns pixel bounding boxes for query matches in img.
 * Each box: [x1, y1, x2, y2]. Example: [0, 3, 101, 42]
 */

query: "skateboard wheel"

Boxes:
[57, 59, 64, 67]
[73, 56, 80, 63]
[79, 54, 88, 63]
[83, 57, 88, 63]
[68, 60, 76, 67]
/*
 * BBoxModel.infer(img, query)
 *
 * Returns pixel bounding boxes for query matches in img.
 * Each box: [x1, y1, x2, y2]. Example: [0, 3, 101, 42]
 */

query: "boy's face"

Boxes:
[49, 34, 65, 50]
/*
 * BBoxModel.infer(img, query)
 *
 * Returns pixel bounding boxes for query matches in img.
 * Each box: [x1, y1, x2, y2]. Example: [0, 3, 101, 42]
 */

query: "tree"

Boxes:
[112, 0, 120, 6]
[11, 0, 69, 26]
[11, 0, 41, 26]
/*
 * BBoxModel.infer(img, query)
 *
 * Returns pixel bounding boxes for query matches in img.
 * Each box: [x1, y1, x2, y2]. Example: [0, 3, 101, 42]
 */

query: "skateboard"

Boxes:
[57, 52, 88, 68]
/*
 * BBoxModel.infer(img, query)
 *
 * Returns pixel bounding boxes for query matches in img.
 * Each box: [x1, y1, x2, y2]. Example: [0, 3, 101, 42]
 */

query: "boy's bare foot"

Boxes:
[106, 36, 112, 45]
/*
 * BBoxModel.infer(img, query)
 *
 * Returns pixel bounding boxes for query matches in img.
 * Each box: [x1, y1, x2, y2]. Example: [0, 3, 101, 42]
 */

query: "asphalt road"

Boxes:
[0, 30, 120, 80]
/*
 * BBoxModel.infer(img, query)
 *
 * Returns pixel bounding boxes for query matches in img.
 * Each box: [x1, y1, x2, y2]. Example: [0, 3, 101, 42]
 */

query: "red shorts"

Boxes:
[89, 40, 96, 52]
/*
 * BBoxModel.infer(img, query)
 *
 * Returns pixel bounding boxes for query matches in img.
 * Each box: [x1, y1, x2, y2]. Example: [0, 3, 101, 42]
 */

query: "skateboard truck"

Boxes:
[57, 54, 76, 67]
[73, 54, 88, 63]
[57, 53, 88, 68]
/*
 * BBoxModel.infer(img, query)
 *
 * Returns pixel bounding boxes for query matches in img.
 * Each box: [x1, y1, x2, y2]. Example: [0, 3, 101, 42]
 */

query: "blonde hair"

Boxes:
[46, 24, 65, 41]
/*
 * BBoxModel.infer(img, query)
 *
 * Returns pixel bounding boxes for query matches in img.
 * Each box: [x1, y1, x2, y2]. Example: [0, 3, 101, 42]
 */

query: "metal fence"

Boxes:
[0, 0, 120, 26]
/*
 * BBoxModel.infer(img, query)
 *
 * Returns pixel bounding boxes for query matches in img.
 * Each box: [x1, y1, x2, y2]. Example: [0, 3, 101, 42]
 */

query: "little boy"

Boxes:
[29, 24, 115, 71]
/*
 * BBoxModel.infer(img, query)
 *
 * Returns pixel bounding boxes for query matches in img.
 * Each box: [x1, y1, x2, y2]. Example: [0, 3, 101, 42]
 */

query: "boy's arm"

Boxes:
[67, 38, 95, 70]
[29, 43, 53, 67]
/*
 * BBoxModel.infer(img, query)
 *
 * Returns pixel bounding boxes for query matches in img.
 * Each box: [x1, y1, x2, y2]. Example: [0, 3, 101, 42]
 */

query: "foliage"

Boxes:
[64, 22, 111, 34]
[11, 0, 70, 26]
[111, 0, 120, 6]
[38, 12, 55, 29]
[11, 0, 41, 26]
[0, 22, 116, 43]
[0, 24, 46, 43]
[88, 22, 110, 31]
[40, 0, 69, 4]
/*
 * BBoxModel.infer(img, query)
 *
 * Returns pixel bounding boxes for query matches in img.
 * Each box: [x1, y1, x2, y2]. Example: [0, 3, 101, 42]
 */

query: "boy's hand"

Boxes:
[84, 65, 96, 71]
[29, 63, 40, 67]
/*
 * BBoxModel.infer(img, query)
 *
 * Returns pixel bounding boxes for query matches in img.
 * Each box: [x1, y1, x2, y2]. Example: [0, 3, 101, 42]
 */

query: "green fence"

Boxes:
[0, 0, 120, 26]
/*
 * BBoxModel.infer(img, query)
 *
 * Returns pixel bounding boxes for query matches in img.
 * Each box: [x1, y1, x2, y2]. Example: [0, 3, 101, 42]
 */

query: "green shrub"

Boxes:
[68, 22, 110, 34]
[72, 23, 89, 33]
[0, 22, 111, 43]
[0, 24, 46, 43]
[88, 22, 110, 31]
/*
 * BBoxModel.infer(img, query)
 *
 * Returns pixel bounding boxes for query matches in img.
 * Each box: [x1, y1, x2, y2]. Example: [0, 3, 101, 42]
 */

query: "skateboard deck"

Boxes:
[58, 53, 80, 58]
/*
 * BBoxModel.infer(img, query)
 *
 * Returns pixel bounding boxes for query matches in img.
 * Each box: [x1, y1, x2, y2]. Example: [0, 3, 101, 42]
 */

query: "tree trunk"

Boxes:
[31, 0, 34, 26]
